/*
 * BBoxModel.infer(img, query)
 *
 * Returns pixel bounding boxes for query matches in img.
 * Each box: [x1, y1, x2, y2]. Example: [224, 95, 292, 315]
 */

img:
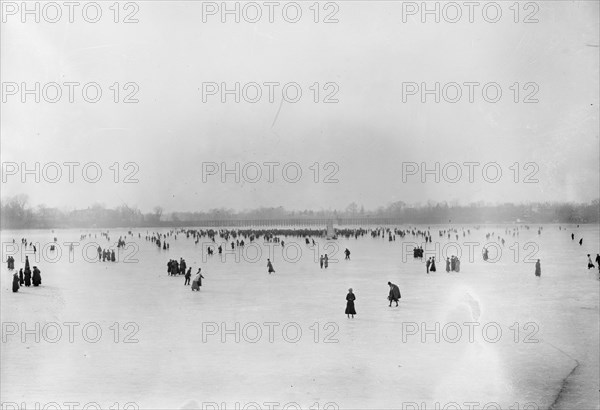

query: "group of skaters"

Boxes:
[166, 258, 205, 291]
[97, 246, 116, 262]
[344, 281, 402, 318]
[9, 256, 42, 292]
[167, 258, 189, 276]
[445, 256, 461, 273]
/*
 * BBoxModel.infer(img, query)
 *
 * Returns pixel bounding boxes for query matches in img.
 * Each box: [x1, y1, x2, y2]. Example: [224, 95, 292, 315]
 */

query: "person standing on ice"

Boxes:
[579, 238, 583, 246]
[596, 254, 600, 272]
[12, 272, 20, 293]
[324, 254, 329, 269]
[388, 282, 401, 307]
[535, 259, 541, 277]
[319, 255, 324, 269]
[191, 269, 204, 291]
[425, 257, 431, 274]
[344, 249, 351, 260]
[587, 254, 595, 269]
[430, 257, 437, 272]
[267, 259, 275, 274]
[345, 288, 356, 318]
[32, 266, 42, 286]
[184, 268, 191, 286]
[445, 257, 450, 273]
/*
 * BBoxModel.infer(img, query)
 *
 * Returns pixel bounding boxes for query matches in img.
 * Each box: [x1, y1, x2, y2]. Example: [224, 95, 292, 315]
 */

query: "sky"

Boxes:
[1, 0, 599, 213]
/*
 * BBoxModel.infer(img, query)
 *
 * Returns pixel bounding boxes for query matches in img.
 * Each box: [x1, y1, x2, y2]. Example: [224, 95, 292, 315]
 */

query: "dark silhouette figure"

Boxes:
[12, 272, 20, 292]
[345, 289, 356, 318]
[388, 282, 401, 307]
[32, 266, 42, 286]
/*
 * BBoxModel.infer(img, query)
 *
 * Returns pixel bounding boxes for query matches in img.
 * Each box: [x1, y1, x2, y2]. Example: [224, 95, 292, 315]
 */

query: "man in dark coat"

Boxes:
[32, 266, 42, 286]
[426, 257, 431, 274]
[19, 268, 24, 285]
[535, 259, 541, 277]
[388, 282, 401, 307]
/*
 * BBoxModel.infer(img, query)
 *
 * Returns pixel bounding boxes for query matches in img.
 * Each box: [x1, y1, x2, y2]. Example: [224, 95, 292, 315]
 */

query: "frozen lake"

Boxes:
[1, 224, 598, 410]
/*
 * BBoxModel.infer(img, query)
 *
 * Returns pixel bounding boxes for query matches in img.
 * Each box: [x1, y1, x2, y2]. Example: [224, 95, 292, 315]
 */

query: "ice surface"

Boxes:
[1, 224, 598, 409]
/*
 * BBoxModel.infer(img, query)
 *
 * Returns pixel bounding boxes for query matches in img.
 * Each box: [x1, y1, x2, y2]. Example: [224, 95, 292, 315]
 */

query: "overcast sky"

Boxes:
[1, 1, 598, 213]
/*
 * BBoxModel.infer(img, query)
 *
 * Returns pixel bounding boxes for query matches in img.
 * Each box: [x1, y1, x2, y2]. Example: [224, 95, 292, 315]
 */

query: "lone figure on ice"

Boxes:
[388, 282, 401, 307]
[267, 259, 275, 274]
[345, 288, 356, 318]
[535, 259, 541, 277]
[587, 254, 595, 269]
[344, 249, 351, 260]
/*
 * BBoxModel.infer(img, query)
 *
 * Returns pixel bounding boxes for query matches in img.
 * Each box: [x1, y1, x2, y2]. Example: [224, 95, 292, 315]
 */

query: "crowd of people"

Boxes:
[10, 255, 42, 292]
[6, 225, 598, 310]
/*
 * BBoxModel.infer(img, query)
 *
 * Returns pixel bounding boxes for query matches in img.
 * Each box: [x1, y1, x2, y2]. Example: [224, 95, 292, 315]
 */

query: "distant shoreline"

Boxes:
[1, 220, 598, 231]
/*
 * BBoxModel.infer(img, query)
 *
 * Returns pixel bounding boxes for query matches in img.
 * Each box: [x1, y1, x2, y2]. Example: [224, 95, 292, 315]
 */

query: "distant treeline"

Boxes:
[1, 195, 598, 229]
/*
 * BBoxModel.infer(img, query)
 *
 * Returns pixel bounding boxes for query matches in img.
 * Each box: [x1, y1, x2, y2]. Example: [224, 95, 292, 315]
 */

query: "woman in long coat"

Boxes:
[267, 259, 275, 274]
[535, 259, 541, 277]
[191, 269, 204, 291]
[32, 266, 42, 286]
[24, 268, 32, 287]
[19, 268, 24, 285]
[388, 282, 401, 307]
[345, 288, 356, 318]
[12, 272, 20, 292]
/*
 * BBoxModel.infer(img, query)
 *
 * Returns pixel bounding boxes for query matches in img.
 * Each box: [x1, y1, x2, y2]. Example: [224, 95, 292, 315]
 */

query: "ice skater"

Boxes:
[191, 269, 204, 291]
[184, 268, 191, 285]
[388, 282, 401, 307]
[267, 259, 275, 274]
[587, 254, 595, 269]
[535, 259, 541, 277]
[345, 288, 356, 318]
[430, 257, 437, 272]
[32, 266, 42, 286]
[12, 272, 20, 293]
[319, 255, 324, 269]
[344, 248, 351, 260]
[324, 254, 329, 269]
